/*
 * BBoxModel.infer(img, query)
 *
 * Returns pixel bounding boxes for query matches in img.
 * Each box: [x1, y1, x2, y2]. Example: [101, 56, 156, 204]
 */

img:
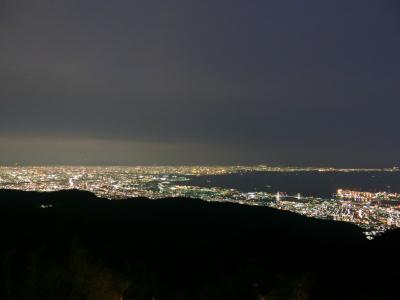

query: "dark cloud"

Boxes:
[1, 0, 399, 166]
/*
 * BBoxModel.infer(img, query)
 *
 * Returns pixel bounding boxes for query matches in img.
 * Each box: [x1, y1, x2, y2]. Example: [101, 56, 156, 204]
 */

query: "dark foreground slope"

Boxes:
[0, 190, 398, 300]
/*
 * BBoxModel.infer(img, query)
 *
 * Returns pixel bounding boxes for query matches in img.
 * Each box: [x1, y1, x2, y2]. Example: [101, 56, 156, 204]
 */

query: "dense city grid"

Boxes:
[1, 166, 399, 238]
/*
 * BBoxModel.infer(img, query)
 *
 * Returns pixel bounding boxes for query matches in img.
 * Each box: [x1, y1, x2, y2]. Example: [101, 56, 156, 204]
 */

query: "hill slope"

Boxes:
[0, 189, 398, 299]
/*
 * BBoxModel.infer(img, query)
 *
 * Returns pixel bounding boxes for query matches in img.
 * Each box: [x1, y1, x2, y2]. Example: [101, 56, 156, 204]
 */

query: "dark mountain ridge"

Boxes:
[0, 189, 398, 299]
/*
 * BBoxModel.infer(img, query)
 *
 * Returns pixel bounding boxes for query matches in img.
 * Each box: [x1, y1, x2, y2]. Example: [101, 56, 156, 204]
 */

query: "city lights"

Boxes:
[0, 166, 399, 238]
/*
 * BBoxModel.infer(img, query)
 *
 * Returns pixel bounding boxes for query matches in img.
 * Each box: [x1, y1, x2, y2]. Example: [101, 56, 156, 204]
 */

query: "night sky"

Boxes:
[1, 0, 399, 167]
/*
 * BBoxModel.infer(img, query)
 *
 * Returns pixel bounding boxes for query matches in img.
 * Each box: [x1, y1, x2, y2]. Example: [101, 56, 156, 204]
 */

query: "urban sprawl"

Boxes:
[1, 166, 399, 239]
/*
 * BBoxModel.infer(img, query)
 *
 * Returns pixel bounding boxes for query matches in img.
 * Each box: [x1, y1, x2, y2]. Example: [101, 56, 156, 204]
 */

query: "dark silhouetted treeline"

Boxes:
[0, 190, 399, 299]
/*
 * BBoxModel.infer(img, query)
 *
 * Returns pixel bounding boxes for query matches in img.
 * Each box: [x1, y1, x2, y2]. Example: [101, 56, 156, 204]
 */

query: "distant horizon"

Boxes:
[1, 164, 399, 169]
